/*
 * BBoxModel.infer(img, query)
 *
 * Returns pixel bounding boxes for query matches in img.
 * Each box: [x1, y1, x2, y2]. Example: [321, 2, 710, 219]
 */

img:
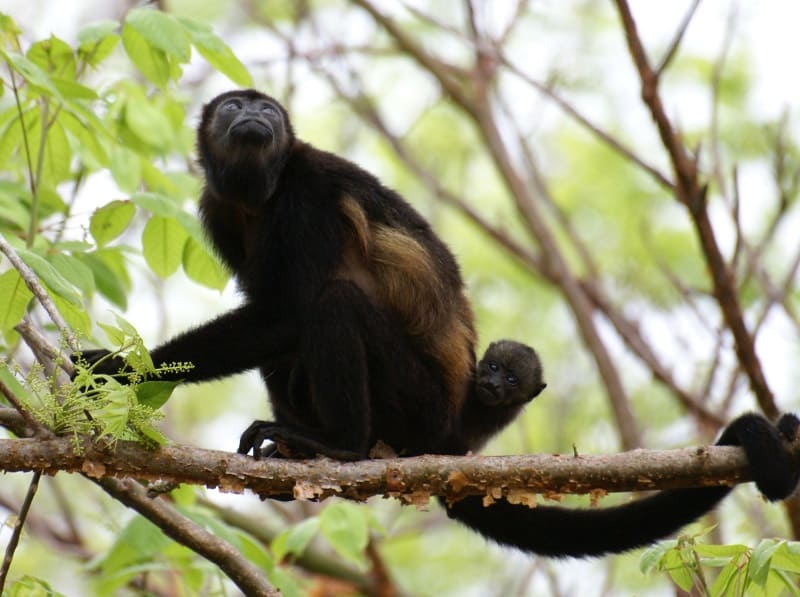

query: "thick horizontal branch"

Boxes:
[1, 436, 797, 504]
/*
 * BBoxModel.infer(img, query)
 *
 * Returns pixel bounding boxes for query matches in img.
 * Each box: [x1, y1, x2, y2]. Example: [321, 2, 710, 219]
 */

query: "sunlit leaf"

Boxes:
[178, 17, 252, 86]
[135, 380, 181, 409]
[90, 199, 135, 246]
[141, 215, 189, 278]
[125, 9, 190, 62]
[77, 20, 120, 66]
[48, 252, 95, 296]
[319, 502, 369, 568]
[0, 269, 33, 331]
[16, 246, 82, 306]
[121, 23, 170, 88]
[182, 236, 229, 291]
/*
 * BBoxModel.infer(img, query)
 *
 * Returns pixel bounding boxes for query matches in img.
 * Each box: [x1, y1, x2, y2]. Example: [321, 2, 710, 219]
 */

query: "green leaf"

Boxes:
[319, 502, 369, 568]
[51, 77, 98, 100]
[1, 51, 62, 100]
[48, 252, 95, 296]
[121, 23, 171, 88]
[6, 575, 66, 597]
[125, 9, 191, 62]
[109, 145, 142, 192]
[666, 565, 695, 593]
[93, 385, 134, 438]
[709, 558, 744, 596]
[98, 322, 126, 347]
[131, 191, 179, 218]
[90, 199, 135, 246]
[0, 181, 30, 230]
[272, 517, 320, 562]
[123, 95, 174, 150]
[178, 17, 252, 86]
[0, 269, 33, 332]
[135, 380, 180, 409]
[38, 119, 72, 185]
[693, 543, 749, 558]
[183, 237, 229, 291]
[77, 251, 129, 309]
[0, 367, 30, 405]
[770, 542, 800, 573]
[639, 541, 676, 574]
[50, 290, 91, 335]
[750, 539, 783, 587]
[60, 108, 108, 167]
[141, 215, 189, 278]
[16, 247, 82, 306]
[27, 35, 76, 79]
[77, 20, 121, 67]
[99, 515, 172, 577]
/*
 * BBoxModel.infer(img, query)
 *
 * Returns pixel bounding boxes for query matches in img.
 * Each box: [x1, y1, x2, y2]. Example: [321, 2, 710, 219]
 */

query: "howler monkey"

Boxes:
[455, 339, 546, 453]
[82, 89, 800, 558]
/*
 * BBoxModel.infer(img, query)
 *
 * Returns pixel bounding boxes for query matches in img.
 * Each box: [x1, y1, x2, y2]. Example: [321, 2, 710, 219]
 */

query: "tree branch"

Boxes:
[611, 0, 779, 421]
[0, 436, 796, 503]
[96, 477, 280, 597]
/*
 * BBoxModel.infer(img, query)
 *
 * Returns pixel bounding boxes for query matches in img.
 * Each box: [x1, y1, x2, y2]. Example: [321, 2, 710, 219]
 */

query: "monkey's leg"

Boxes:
[239, 281, 374, 460]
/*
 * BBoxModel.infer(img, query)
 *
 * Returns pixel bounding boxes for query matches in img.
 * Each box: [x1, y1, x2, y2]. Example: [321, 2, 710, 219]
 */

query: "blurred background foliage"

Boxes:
[1, 0, 800, 595]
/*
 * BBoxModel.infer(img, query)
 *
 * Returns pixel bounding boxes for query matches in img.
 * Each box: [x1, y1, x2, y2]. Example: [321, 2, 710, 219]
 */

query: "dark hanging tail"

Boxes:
[444, 413, 800, 558]
[442, 486, 730, 557]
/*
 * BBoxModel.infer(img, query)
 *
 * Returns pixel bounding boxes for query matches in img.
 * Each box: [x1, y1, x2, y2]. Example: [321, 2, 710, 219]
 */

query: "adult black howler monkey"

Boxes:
[82, 89, 800, 558]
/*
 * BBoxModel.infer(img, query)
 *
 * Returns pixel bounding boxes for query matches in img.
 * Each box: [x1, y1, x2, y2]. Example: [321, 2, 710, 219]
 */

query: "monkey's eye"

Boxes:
[488, 362, 498, 372]
[506, 374, 518, 386]
[260, 103, 278, 114]
[222, 99, 242, 111]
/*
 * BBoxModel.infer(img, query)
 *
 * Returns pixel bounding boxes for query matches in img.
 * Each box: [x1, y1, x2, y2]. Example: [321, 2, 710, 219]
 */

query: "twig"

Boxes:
[0, 234, 78, 352]
[0, 472, 42, 593]
[499, 56, 674, 191]
[14, 316, 74, 377]
[654, 0, 701, 76]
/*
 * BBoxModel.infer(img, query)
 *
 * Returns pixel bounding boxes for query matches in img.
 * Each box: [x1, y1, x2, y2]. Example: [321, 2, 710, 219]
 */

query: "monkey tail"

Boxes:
[443, 413, 800, 557]
[441, 487, 730, 557]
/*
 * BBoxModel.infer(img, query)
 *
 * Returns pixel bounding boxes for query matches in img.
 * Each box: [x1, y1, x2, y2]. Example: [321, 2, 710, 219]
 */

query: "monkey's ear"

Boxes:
[528, 382, 547, 401]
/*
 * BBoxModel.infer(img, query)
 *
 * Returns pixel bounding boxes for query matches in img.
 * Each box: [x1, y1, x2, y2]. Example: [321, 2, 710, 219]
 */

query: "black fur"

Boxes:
[79, 90, 800, 557]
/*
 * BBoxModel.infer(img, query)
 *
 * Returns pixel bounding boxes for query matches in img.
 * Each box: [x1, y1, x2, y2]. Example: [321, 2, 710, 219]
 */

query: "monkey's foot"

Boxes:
[237, 420, 364, 460]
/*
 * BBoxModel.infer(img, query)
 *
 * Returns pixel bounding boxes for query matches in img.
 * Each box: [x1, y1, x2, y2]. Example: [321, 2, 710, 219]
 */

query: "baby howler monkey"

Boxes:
[80, 89, 800, 558]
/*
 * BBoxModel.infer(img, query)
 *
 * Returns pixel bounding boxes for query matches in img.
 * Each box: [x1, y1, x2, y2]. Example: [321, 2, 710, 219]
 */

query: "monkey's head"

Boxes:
[476, 340, 546, 407]
[198, 89, 295, 204]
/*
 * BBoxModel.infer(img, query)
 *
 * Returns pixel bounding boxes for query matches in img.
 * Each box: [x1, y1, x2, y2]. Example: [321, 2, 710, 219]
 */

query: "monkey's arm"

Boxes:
[78, 303, 297, 383]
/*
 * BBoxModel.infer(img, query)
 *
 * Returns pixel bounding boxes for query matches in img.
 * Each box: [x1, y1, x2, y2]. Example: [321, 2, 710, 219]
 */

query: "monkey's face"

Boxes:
[199, 90, 294, 175]
[476, 341, 546, 407]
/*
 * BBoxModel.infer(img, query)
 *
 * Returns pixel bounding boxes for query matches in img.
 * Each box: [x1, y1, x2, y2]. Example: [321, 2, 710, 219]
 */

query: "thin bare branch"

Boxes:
[0, 472, 41, 593]
[500, 56, 675, 191]
[654, 0, 702, 76]
[0, 234, 78, 352]
[612, 0, 779, 420]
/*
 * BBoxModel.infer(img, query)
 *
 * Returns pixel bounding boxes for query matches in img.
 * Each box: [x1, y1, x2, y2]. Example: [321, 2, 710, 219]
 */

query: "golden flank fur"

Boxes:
[339, 195, 475, 408]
